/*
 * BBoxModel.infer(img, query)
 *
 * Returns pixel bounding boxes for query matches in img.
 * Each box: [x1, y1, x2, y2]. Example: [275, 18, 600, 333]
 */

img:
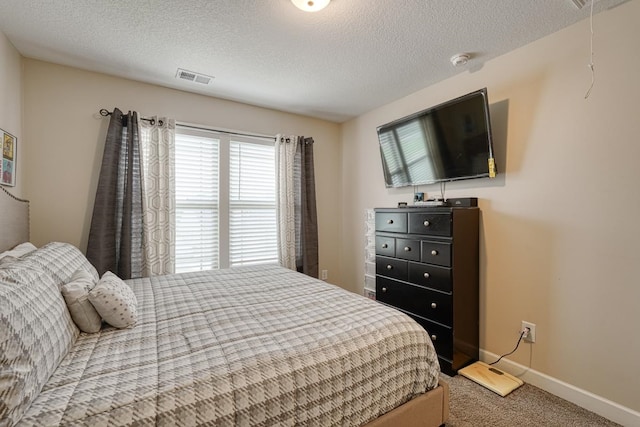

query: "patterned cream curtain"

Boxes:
[276, 134, 298, 270]
[139, 117, 176, 276]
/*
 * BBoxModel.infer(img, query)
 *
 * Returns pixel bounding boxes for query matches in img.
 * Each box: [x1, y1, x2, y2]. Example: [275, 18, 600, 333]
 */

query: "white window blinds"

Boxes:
[174, 126, 277, 272]
[229, 141, 278, 266]
[175, 133, 219, 273]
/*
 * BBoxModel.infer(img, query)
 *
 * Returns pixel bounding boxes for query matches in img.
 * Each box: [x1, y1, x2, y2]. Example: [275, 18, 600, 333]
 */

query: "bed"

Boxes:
[0, 187, 449, 427]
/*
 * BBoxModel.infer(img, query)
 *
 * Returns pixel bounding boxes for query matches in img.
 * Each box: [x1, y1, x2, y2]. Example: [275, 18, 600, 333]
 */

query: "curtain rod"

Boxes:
[100, 109, 278, 142]
[177, 122, 276, 142]
[99, 108, 164, 126]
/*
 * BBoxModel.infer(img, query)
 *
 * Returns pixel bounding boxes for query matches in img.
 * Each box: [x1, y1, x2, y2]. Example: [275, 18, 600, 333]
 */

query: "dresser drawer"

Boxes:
[376, 256, 407, 281]
[376, 212, 407, 233]
[407, 313, 453, 360]
[421, 241, 452, 267]
[375, 236, 395, 257]
[376, 278, 452, 326]
[408, 262, 452, 293]
[408, 212, 452, 236]
[395, 238, 420, 261]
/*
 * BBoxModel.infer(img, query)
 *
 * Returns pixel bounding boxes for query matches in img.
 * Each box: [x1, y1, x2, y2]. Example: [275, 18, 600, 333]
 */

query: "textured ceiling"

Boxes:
[0, 0, 630, 122]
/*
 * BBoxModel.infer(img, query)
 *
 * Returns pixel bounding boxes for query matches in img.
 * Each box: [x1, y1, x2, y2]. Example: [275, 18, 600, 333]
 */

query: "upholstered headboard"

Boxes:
[0, 186, 29, 252]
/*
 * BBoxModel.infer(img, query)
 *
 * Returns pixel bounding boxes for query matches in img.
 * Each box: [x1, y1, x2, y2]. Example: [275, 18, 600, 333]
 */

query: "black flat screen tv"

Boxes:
[377, 88, 496, 188]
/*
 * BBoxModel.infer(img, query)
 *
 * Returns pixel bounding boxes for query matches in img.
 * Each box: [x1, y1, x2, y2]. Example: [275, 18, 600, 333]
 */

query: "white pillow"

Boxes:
[0, 242, 37, 259]
[0, 242, 37, 267]
[61, 270, 102, 333]
[88, 272, 138, 329]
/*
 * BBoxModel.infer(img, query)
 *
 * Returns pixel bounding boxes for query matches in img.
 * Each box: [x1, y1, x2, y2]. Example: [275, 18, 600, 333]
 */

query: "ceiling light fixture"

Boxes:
[450, 53, 471, 67]
[291, 0, 331, 12]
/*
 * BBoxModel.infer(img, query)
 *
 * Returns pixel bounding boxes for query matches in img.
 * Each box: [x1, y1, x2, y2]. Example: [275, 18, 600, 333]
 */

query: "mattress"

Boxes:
[17, 264, 440, 426]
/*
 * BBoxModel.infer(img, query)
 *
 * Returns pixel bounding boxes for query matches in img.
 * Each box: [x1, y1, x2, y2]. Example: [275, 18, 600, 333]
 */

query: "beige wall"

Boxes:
[341, 0, 640, 414]
[0, 31, 23, 196]
[21, 60, 342, 282]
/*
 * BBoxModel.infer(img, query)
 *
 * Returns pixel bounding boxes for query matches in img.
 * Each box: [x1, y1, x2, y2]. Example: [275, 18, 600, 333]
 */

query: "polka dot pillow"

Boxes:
[88, 271, 138, 329]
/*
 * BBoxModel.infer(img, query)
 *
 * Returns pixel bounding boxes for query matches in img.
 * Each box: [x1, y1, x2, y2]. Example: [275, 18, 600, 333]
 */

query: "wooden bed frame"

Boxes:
[363, 380, 449, 427]
[0, 187, 449, 427]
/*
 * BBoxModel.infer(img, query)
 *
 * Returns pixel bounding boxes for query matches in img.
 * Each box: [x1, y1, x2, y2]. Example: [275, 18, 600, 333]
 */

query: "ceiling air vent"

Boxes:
[176, 68, 213, 85]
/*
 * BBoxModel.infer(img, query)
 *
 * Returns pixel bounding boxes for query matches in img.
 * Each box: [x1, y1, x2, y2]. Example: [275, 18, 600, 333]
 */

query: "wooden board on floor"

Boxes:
[459, 361, 524, 397]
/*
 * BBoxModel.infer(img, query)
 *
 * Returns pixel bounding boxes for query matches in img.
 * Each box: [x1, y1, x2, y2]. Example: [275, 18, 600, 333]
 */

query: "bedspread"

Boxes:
[18, 265, 439, 426]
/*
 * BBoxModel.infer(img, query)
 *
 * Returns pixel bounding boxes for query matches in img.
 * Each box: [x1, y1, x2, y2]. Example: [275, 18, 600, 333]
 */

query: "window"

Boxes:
[229, 141, 278, 266]
[174, 126, 277, 273]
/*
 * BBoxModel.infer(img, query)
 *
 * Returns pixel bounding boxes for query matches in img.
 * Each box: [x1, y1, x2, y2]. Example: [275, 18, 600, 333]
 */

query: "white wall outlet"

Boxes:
[321, 270, 328, 280]
[522, 321, 536, 343]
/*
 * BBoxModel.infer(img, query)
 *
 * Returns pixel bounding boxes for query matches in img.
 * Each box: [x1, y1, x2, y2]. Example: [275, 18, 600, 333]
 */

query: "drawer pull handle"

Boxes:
[423, 272, 430, 279]
[431, 334, 437, 341]
[381, 243, 388, 249]
[431, 302, 437, 309]
[431, 250, 438, 256]
[423, 220, 430, 227]
[404, 246, 411, 252]
[382, 287, 387, 293]
[387, 219, 393, 224]
[386, 265, 393, 270]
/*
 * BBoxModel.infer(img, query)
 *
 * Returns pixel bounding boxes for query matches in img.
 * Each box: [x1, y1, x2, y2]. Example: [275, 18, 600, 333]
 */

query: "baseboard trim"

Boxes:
[480, 350, 640, 427]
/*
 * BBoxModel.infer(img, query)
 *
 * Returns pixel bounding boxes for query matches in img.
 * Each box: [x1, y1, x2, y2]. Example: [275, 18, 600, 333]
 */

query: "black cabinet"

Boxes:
[374, 207, 479, 375]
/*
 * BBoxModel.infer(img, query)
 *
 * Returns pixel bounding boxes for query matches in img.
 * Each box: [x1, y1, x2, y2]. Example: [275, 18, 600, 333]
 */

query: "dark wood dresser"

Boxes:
[374, 206, 479, 375]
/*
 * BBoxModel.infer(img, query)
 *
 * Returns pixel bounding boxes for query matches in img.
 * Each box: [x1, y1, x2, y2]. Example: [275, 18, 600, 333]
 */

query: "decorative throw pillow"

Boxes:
[88, 271, 138, 329]
[61, 270, 102, 333]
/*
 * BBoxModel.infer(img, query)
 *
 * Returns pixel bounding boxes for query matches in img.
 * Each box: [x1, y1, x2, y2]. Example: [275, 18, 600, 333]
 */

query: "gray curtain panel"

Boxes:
[295, 137, 318, 278]
[87, 108, 144, 279]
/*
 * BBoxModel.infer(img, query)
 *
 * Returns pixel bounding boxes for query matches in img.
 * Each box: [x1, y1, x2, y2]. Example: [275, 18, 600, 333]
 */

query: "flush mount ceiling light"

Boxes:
[291, 0, 331, 12]
[450, 53, 471, 67]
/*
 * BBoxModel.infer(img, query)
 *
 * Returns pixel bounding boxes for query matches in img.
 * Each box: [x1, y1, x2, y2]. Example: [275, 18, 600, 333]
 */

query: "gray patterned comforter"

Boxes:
[19, 265, 440, 426]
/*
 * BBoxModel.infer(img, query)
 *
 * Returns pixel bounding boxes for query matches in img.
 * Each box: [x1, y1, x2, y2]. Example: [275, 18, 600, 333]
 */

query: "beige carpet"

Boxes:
[442, 373, 621, 426]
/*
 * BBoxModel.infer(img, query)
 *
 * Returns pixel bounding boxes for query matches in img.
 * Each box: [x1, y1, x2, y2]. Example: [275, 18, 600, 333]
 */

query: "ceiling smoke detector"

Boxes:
[176, 68, 214, 85]
[291, 0, 331, 12]
[450, 53, 471, 67]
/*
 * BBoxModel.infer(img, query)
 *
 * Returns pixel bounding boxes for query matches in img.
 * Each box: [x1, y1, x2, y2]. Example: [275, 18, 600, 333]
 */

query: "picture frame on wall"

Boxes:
[1, 129, 17, 187]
